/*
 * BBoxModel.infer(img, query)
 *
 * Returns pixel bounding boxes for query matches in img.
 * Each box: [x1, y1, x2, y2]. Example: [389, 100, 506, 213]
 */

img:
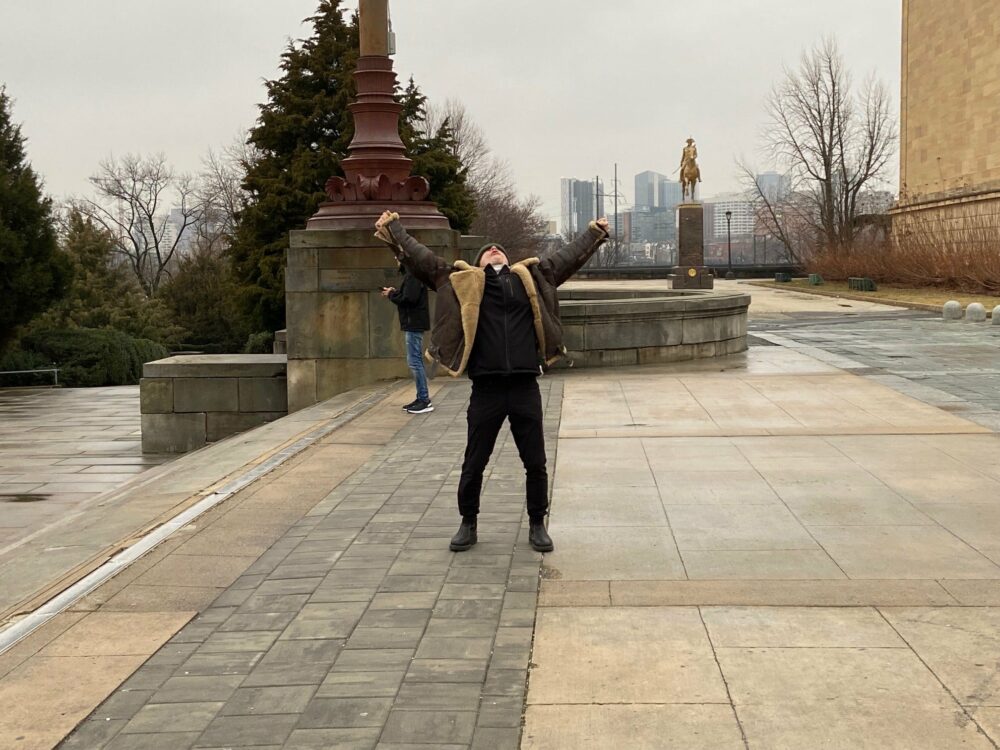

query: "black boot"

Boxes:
[449, 518, 478, 552]
[529, 518, 554, 552]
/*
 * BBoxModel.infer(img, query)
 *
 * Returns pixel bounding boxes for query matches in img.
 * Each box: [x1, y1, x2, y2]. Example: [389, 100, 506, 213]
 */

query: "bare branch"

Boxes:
[71, 153, 207, 296]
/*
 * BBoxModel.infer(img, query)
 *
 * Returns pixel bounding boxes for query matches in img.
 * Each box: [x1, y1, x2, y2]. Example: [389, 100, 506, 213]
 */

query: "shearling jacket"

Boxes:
[376, 215, 609, 376]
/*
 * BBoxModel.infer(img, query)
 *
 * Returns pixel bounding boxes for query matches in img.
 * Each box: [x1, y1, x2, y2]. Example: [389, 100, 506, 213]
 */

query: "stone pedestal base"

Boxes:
[671, 266, 715, 290]
[286, 227, 480, 412]
[677, 203, 705, 266]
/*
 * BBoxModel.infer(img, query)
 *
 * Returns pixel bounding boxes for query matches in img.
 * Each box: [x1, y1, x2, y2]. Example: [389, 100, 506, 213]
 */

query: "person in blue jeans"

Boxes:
[381, 264, 433, 414]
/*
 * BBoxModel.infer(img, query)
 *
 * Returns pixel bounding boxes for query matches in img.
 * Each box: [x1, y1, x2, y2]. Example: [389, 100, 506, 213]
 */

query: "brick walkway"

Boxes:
[61, 377, 562, 749]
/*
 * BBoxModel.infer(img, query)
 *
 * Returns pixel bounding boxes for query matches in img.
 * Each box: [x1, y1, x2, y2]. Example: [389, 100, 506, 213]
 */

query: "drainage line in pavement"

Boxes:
[0, 384, 397, 657]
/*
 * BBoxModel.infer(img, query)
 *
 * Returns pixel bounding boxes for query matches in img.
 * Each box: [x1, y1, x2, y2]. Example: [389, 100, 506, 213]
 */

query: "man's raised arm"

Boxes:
[538, 217, 610, 287]
[374, 211, 451, 291]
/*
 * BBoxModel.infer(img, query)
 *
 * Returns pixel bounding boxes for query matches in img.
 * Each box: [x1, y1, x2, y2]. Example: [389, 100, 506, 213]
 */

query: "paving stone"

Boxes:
[477, 695, 523, 728]
[196, 713, 299, 746]
[179, 651, 264, 676]
[220, 685, 316, 715]
[152, 675, 244, 704]
[238, 639, 344, 688]
[483, 668, 527, 699]
[333, 649, 415, 672]
[88, 689, 155, 721]
[379, 709, 476, 745]
[471, 726, 521, 750]
[217, 611, 297, 631]
[358, 608, 432, 629]
[393, 682, 483, 710]
[121, 701, 223, 734]
[369, 592, 439, 610]
[281, 602, 367, 639]
[433, 599, 502, 620]
[316, 670, 406, 698]
[298, 697, 393, 728]
[143, 641, 199, 667]
[377, 575, 446, 592]
[406, 658, 488, 683]
[346, 627, 425, 649]
[200, 630, 280, 653]
[283, 727, 381, 749]
[415, 636, 493, 660]
[106, 731, 201, 749]
[59, 719, 128, 748]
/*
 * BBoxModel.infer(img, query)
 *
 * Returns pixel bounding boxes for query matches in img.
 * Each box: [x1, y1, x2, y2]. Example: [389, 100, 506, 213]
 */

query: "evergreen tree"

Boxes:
[33, 211, 187, 348]
[0, 86, 70, 350]
[159, 244, 249, 353]
[230, 1, 476, 333]
[229, 1, 359, 333]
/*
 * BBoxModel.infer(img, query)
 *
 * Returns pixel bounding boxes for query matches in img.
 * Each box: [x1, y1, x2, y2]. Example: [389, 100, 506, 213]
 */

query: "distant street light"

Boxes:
[725, 210, 734, 280]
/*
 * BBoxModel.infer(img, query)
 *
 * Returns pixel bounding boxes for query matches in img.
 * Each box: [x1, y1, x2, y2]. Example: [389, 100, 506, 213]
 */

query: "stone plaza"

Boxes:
[1, 283, 999, 748]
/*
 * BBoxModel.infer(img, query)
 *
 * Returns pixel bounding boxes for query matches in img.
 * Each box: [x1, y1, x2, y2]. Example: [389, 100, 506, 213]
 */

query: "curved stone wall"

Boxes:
[555, 288, 750, 368]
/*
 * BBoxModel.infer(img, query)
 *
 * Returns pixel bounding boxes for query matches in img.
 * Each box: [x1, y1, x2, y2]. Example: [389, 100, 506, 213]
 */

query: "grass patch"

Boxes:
[751, 279, 999, 311]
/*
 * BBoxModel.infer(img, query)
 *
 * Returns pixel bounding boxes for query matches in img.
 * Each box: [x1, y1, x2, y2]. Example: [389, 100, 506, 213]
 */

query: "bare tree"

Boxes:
[423, 99, 547, 253]
[744, 37, 896, 258]
[71, 153, 204, 296]
[197, 137, 258, 255]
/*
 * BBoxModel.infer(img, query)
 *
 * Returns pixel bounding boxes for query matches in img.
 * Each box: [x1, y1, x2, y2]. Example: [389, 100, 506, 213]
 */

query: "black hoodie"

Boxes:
[466, 264, 540, 379]
[388, 266, 430, 332]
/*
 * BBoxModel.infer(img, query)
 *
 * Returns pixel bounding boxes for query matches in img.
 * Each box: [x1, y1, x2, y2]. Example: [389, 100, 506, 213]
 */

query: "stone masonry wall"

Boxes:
[140, 355, 288, 453]
[896, 1, 1000, 224]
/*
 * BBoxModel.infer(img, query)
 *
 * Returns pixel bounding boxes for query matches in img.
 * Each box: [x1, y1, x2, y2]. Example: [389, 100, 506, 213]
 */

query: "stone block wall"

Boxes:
[140, 355, 288, 453]
[894, 1, 1000, 225]
[285, 226, 480, 412]
[556, 289, 749, 369]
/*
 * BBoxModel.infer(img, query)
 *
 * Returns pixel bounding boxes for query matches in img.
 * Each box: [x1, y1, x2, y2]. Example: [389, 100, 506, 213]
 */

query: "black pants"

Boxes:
[457, 375, 548, 520]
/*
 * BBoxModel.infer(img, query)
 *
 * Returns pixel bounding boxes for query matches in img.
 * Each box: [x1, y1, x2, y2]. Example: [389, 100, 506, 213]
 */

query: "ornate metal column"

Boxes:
[307, 0, 449, 229]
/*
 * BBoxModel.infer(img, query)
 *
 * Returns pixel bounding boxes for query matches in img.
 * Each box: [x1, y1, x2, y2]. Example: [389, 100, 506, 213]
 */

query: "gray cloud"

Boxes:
[1, 1, 900, 221]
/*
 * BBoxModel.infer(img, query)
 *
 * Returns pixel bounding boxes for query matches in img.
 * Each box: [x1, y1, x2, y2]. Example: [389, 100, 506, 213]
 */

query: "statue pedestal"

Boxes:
[673, 203, 714, 290]
[285, 228, 482, 412]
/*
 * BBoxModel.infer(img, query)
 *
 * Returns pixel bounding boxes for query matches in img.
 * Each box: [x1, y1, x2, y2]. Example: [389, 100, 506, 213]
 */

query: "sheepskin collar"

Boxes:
[442, 257, 546, 377]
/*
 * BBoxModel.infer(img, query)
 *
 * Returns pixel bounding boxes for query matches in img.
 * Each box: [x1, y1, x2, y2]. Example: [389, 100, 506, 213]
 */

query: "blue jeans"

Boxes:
[405, 330, 429, 402]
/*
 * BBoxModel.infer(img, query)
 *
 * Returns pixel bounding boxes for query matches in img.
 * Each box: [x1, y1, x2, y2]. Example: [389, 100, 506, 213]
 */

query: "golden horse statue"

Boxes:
[679, 137, 701, 201]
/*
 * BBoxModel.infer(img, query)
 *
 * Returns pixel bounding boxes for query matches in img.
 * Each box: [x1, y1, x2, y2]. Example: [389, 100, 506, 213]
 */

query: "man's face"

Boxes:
[478, 246, 509, 268]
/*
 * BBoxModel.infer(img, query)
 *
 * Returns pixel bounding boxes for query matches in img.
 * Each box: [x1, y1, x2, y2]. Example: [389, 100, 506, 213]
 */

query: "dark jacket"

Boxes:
[467, 264, 540, 378]
[375, 215, 609, 376]
[388, 266, 430, 332]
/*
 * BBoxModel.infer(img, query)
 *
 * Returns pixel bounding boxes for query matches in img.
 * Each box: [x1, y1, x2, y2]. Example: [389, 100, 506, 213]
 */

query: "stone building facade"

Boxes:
[892, 0, 1000, 232]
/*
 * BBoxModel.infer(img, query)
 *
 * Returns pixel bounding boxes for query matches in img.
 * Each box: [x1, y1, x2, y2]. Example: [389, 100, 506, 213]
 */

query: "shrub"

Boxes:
[243, 331, 274, 354]
[20, 328, 168, 387]
[0, 349, 57, 387]
[809, 215, 1000, 295]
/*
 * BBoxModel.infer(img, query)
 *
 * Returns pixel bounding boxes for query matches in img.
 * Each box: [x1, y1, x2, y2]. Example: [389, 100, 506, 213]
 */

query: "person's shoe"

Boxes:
[529, 518, 554, 552]
[401, 399, 419, 411]
[406, 399, 434, 414]
[449, 519, 477, 552]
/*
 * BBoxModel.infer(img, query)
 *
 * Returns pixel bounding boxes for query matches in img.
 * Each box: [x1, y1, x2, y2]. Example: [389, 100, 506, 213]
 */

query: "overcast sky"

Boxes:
[1, 1, 901, 224]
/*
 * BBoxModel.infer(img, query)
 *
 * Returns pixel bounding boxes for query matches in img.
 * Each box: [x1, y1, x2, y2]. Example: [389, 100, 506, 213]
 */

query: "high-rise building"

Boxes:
[707, 193, 754, 238]
[634, 171, 666, 209]
[560, 177, 604, 235]
[658, 179, 682, 211]
[754, 172, 790, 203]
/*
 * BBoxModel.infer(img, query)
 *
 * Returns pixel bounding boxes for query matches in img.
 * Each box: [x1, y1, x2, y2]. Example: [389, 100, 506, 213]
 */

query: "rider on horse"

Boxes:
[680, 137, 701, 201]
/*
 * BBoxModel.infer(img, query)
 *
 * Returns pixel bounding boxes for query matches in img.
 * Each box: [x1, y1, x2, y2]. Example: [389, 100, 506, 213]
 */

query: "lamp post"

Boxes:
[725, 210, 733, 280]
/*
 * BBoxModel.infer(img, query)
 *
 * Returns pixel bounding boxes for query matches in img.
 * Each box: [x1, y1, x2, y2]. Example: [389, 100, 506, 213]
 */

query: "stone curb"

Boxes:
[744, 280, 995, 316]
